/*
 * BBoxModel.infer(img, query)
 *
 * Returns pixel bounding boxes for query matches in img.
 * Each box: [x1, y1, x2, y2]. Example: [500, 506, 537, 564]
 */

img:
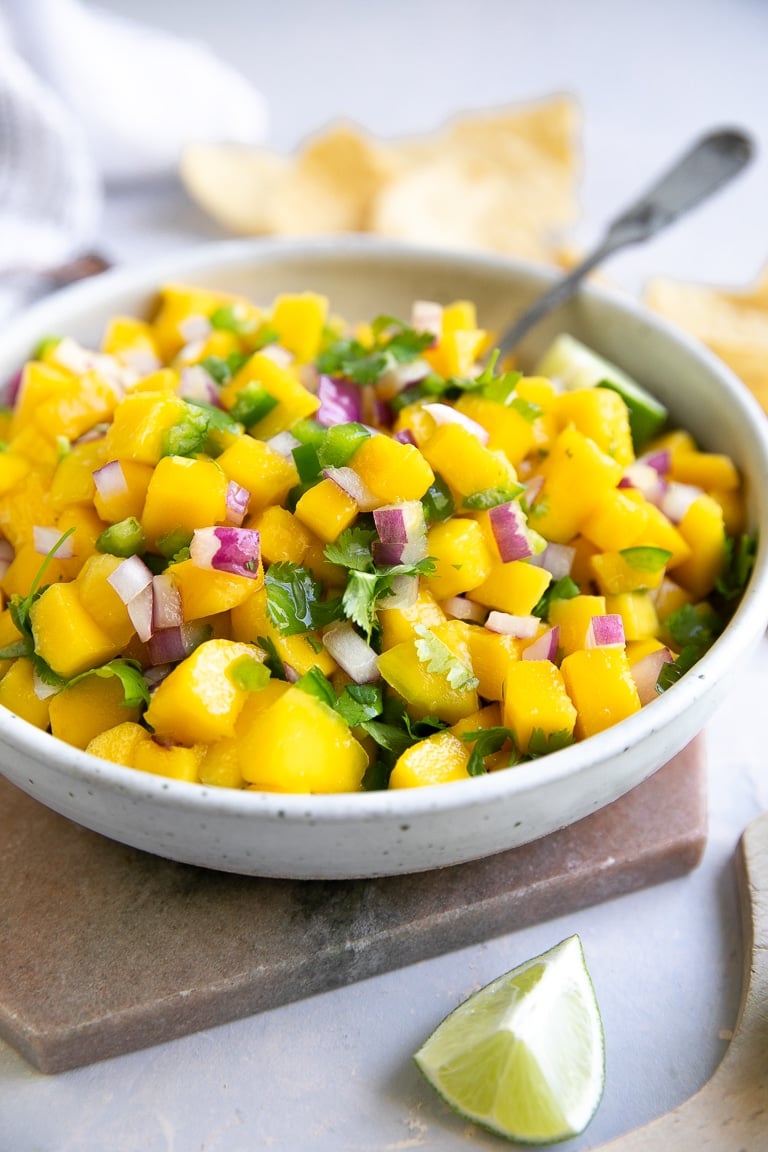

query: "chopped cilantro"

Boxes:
[65, 659, 151, 709]
[716, 533, 757, 601]
[532, 575, 580, 620]
[316, 316, 434, 385]
[256, 635, 287, 679]
[335, 683, 383, 727]
[656, 602, 723, 694]
[422, 474, 455, 523]
[342, 559, 435, 641]
[324, 526, 377, 571]
[294, 666, 337, 707]
[528, 727, 574, 757]
[463, 485, 525, 510]
[265, 562, 340, 635]
[508, 396, 542, 423]
[461, 726, 516, 776]
[413, 625, 479, 691]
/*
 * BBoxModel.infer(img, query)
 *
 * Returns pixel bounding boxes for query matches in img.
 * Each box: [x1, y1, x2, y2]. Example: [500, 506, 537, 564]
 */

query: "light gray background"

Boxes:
[2, 1, 768, 1149]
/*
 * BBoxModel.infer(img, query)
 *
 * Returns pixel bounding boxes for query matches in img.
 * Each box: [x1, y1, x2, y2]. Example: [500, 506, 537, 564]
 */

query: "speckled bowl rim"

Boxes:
[1, 235, 768, 829]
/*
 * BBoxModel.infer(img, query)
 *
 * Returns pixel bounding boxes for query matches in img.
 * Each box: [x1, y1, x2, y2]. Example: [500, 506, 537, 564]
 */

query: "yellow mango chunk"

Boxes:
[9, 361, 72, 436]
[421, 423, 517, 497]
[134, 739, 207, 782]
[468, 559, 551, 616]
[270, 292, 329, 362]
[379, 587, 446, 650]
[580, 488, 650, 552]
[377, 620, 478, 724]
[30, 581, 121, 678]
[389, 730, 470, 788]
[669, 450, 740, 492]
[144, 638, 266, 744]
[502, 660, 577, 755]
[465, 628, 522, 701]
[101, 315, 161, 365]
[93, 460, 154, 523]
[527, 426, 624, 543]
[105, 391, 191, 464]
[76, 553, 137, 646]
[171, 559, 261, 620]
[85, 720, 151, 766]
[605, 591, 660, 641]
[217, 435, 298, 511]
[252, 506, 312, 566]
[454, 394, 537, 467]
[198, 738, 244, 789]
[560, 648, 641, 739]
[230, 586, 337, 677]
[590, 550, 668, 596]
[674, 494, 727, 599]
[49, 439, 108, 509]
[32, 371, 118, 443]
[141, 456, 229, 543]
[636, 504, 692, 568]
[424, 518, 493, 600]
[0, 453, 31, 497]
[0, 658, 51, 729]
[555, 388, 635, 465]
[294, 478, 358, 543]
[221, 352, 319, 438]
[49, 674, 141, 750]
[238, 686, 368, 793]
[352, 434, 434, 502]
[424, 328, 486, 378]
[548, 594, 607, 656]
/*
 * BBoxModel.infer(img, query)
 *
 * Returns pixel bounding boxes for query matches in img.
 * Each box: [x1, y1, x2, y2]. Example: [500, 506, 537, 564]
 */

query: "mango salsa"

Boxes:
[0, 288, 753, 794]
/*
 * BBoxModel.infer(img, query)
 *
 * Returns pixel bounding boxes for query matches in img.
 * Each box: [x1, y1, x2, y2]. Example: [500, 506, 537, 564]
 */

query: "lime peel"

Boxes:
[414, 934, 605, 1145]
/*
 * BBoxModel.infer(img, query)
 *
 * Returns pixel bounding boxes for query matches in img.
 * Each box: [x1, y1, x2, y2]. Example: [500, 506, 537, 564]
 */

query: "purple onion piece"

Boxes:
[316, 375, 363, 427]
[488, 502, 534, 563]
[522, 625, 560, 663]
[586, 614, 625, 648]
[225, 481, 250, 526]
[190, 526, 261, 579]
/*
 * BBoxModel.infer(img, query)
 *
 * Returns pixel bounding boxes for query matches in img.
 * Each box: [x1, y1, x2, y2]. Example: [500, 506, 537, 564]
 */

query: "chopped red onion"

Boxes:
[630, 647, 674, 704]
[4, 368, 23, 405]
[374, 501, 426, 544]
[284, 664, 300, 683]
[92, 459, 128, 501]
[531, 542, 575, 580]
[372, 537, 428, 567]
[523, 625, 560, 662]
[33, 671, 60, 701]
[410, 300, 443, 341]
[524, 475, 545, 506]
[189, 526, 261, 578]
[378, 574, 420, 611]
[120, 347, 161, 377]
[323, 466, 381, 512]
[178, 313, 212, 343]
[485, 611, 540, 638]
[151, 573, 183, 631]
[107, 554, 154, 603]
[259, 343, 293, 367]
[144, 663, 173, 688]
[323, 621, 380, 683]
[488, 502, 535, 562]
[33, 526, 75, 558]
[127, 583, 154, 643]
[393, 428, 417, 446]
[316, 374, 363, 426]
[179, 365, 221, 405]
[620, 462, 667, 503]
[423, 403, 490, 444]
[147, 627, 188, 666]
[586, 614, 625, 649]
[660, 481, 703, 524]
[225, 481, 250, 526]
[441, 596, 486, 623]
[267, 430, 301, 458]
[638, 448, 672, 475]
[380, 359, 431, 393]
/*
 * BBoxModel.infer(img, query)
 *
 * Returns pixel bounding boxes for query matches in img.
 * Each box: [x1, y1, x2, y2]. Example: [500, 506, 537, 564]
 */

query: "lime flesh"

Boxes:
[414, 935, 605, 1144]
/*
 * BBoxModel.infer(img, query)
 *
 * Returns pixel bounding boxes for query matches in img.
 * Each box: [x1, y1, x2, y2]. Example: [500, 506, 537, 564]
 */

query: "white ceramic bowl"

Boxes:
[2, 237, 768, 878]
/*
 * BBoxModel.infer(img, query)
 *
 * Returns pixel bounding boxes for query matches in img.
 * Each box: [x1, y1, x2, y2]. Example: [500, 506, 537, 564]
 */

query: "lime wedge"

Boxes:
[536, 332, 668, 449]
[414, 935, 605, 1145]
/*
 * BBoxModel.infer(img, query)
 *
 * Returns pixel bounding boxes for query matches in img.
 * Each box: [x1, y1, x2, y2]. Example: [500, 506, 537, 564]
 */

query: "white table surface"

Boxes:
[2, 1, 768, 1149]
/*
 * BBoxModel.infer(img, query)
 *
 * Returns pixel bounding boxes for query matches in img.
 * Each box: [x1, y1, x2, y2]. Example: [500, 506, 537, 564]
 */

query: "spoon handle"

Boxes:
[494, 128, 754, 359]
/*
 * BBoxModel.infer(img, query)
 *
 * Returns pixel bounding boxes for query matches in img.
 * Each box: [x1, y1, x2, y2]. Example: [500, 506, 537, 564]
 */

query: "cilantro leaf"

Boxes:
[716, 533, 757, 601]
[413, 625, 478, 691]
[461, 726, 516, 776]
[528, 727, 574, 757]
[256, 635, 286, 679]
[265, 562, 328, 635]
[316, 316, 434, 385]
[359, 719, 414, 758]
[324, 526, 377, 571]
[335, 683, 383, 727]
[66, 659, 151, 708]
[343, 560, 435, 641]
[294, 666, 337, 707]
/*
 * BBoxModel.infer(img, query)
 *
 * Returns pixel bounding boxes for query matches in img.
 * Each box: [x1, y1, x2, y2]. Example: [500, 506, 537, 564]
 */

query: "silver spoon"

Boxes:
[495, 128, 754, 360]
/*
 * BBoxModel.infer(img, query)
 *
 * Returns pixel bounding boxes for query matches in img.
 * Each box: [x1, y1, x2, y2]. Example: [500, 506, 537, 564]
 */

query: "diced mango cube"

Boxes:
[85, 720, 151, 766]
[252, 505, 312, 566]
[674, 494, 727, 599]
[217, 435, 298, 511]
[379, 587, 446, 650]
[389, 730, 470, 788]
[134, 740, 207, 782]
[0, 658, 51, 729]
[468, 559, 551, 616]
[548, 594, 607, 655]
[502, 660, 577, 755]
[424, 518, 493, 600]
[49, 674, 141, 749]
[144, 638, 266, 744]
[465, 627, 522, 700]
[560, 648, 641, 739]
[270, 293, 328, 362]
[93, 460, 154, 523]
[294, 478, 358, 543]
[221, 352, 319, 438]
[421, 423, 517, 497]
[141, 456, 229, 543]
[238, 686, 368, 792]
[377, 620, 478, 724]
[527, 426, 624, 543]
[105, 391, 191, 464]
[30, 581, 121, 677]
[555, 388, 634, 466]
[171, 559, 261, 621]
[352, 434, 434, 502]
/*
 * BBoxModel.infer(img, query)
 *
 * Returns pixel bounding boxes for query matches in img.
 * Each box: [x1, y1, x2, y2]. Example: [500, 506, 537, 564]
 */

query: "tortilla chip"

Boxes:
[179, 95, 580, 260]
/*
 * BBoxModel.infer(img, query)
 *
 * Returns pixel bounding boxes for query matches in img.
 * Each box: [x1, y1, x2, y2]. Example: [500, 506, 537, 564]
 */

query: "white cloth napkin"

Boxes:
[0, 0, 267, 310]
